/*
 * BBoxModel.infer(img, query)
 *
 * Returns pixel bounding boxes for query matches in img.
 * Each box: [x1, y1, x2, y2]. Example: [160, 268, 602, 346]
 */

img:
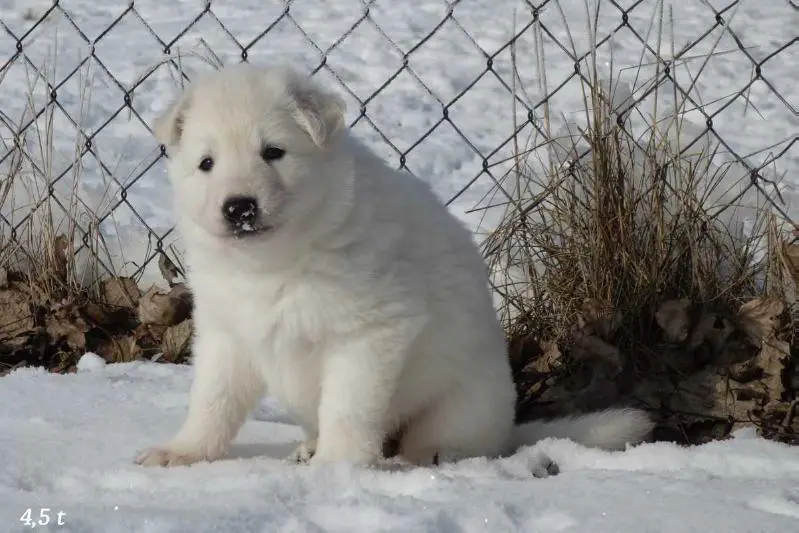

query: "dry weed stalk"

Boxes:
[0, 41, 172, 373]
[0, 48, 107, 302]
[481, 1, 795, 439]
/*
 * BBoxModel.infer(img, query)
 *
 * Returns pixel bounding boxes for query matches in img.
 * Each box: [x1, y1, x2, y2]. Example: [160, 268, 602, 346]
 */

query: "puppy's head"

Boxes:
[155, 64, 349, 244]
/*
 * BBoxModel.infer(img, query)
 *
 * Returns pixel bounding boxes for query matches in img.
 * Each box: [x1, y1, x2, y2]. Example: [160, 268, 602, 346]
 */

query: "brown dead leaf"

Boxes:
[521, 339, 562, 376]
[158, 252, 183, 287]
[51, 234, 70, 281]
[81, 302, 108, 325]
[45, 301, 89, 350]
[160, 319, 193, 362]
[131, 322, 168, 348]
[0, 287, 35, 339]
[737, 297, 784, 344]
[655, 299, 692, 343]
[755, 338, 790, 400]
[81, 301, 129, 328]
[137, 283, 192, 326]
[513, 337, 563, 415]
[668, 346, 789, 431]
[101, 277, 141, 309]
[94, 334, 142, 363]
[578, 298, 621, 340]
[751, 399, 799, 445]
[783, 239, 799, 287]
[114, 335, 143, 362]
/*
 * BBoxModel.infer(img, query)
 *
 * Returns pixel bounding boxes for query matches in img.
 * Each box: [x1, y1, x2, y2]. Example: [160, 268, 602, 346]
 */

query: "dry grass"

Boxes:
[481, 0, 796, 443]
[0, 48, 191, 375]
[0, 28, 254, 375]
[487, 89, 783, 347]
[0, 55, 110, 302]
[0, 54, 113, 373]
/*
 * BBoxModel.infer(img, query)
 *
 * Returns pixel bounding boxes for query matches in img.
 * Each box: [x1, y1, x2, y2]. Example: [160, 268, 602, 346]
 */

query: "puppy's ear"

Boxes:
[286, 78, 346, 149]
[154, 91, 192, 148]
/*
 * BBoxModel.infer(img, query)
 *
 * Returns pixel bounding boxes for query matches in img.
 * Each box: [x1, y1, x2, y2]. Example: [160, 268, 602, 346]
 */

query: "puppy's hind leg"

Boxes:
[311, 320, 424, 467]
[136, 327, 265, 467]
[398, 383, 515, 466]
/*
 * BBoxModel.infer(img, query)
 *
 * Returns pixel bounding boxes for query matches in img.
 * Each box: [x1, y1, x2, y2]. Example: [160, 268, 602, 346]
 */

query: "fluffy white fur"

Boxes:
[135, 63, 653, 469]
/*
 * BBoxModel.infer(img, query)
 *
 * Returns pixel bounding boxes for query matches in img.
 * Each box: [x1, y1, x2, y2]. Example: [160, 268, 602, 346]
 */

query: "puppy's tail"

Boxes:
[510, 408, 654, 452]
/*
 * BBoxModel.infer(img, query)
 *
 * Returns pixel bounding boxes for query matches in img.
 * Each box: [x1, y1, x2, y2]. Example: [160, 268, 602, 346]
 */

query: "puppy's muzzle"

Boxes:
[222, 196, 260, 235]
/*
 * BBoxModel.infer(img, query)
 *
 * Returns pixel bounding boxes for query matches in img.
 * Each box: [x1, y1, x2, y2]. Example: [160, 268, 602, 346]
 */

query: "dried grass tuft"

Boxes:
[483, 0, 796, 443]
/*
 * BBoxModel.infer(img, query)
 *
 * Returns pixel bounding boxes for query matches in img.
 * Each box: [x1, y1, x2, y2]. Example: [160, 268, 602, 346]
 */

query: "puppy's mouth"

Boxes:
[230, 221, 272, 239]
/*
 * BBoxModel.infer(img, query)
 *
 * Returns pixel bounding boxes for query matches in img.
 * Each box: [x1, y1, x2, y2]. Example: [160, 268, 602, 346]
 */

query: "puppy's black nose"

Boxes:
[222, 196, 258, 226]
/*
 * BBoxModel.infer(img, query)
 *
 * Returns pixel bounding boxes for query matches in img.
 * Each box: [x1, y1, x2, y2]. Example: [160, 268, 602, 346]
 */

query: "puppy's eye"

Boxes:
[198, 157, 214, 172]
[261, 145, 285, 162]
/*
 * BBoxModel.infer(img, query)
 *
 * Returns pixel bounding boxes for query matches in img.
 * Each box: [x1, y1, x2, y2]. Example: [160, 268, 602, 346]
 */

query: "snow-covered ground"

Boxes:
[1, 1, 797, 532]
[0, 358, 798, 533]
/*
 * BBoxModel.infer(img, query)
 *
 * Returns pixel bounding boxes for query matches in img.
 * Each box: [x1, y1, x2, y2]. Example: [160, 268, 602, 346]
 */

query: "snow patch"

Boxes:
[76, 352, 107, 373]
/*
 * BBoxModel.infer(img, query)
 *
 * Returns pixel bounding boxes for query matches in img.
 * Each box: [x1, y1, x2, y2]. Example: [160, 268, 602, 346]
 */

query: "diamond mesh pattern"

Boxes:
[0, 0, 795, 284]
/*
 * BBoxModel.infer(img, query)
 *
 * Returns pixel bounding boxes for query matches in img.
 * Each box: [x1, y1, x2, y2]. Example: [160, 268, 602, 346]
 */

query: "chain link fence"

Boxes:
[0, 0, 796, 288]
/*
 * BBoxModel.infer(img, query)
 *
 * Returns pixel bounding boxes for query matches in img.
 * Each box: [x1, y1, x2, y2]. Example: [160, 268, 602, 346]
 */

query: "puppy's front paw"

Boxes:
[134, 444, 217, 468]
[287, 439, 317, 464]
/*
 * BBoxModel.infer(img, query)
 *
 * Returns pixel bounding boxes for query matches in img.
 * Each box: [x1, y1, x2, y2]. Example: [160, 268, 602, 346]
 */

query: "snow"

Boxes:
[0, 1, 797, 532]
[75, 352, 107, 373]
[1, 361, 798, 533]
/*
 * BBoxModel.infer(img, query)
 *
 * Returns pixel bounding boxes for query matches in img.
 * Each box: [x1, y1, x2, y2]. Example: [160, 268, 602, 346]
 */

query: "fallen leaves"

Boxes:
[161, 319, 193, 363]
[0, 254, 194, 374]
[736, 297, 784, 345]
[45, 301, 89, 350]
[513, 291, 797, 446]
[755, 338, 791, 400]
[101, 277, 141, 310]
[92, 332, 143, 363]
[783, 236, 799, 287]
[158, 252, 184, 287]
[0, 284, 35, 340]
[138, 283, 192, 326]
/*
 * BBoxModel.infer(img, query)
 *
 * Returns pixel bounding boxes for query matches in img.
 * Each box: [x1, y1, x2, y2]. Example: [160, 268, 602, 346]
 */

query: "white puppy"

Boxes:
[135, 63, 653, 468]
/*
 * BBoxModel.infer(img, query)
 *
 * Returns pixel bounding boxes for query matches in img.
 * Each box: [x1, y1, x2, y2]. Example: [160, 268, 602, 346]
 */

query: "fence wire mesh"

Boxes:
[0, 0, 796, 287]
